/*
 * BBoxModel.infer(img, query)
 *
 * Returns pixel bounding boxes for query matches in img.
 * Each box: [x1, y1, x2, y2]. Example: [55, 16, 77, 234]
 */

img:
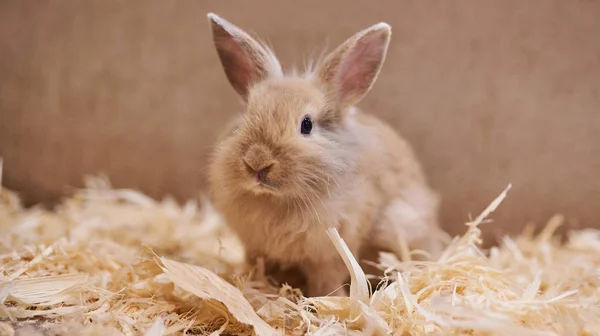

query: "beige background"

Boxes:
[1, 0, 599, 243]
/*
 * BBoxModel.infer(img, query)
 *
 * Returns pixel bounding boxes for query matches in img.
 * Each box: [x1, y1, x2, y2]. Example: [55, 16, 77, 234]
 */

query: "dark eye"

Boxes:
[300, 116, 313, 135]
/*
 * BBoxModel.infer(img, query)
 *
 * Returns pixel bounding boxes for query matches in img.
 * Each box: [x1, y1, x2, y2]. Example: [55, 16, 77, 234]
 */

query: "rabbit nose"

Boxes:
[255, 164, 273, 181]
[243, 158, 272, 176]
[242, 144, 273, 177]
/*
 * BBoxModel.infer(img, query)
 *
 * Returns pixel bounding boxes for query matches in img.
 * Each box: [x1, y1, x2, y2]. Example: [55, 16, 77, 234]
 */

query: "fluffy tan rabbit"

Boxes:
[206, 13, 447, 297]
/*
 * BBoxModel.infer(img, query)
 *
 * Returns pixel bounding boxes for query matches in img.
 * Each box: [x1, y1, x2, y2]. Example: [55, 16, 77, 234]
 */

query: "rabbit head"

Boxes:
[207, 13, 391, 201]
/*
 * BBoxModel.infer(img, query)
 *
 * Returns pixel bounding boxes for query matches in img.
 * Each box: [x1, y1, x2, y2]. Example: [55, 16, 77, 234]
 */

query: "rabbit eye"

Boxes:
[300, 116, 312, 135]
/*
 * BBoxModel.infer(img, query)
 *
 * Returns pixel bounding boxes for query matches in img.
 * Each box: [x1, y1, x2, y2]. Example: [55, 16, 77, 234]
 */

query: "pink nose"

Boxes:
[243, 158, 272, 180]
[255, 164, 272, 181]
[242, 144, 274, 181]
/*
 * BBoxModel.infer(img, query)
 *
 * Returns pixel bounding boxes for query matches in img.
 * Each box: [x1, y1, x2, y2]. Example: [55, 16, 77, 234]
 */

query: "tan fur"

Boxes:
[206, 13, 447, 297]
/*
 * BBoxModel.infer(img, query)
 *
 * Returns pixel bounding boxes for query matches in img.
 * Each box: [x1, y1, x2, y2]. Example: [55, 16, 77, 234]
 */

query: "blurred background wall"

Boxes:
[1, 0, 599, 243]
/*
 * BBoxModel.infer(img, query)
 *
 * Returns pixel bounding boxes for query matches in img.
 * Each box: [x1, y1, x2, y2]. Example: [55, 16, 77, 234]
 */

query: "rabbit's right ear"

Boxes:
[208, 13, 282, 101]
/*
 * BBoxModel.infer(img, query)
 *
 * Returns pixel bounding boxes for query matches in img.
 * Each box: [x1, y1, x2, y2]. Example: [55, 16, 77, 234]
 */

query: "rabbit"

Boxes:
[205, 13, 447, 297]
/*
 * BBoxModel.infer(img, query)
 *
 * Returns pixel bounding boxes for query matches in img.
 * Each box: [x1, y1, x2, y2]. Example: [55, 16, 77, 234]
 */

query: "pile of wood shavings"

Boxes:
[1, 172, 600, 335]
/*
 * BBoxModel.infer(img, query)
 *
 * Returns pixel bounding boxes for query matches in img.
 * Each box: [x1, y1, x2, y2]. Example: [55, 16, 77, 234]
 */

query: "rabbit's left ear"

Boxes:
[317, 23, 391, 108]
[208, 13, 282, 102]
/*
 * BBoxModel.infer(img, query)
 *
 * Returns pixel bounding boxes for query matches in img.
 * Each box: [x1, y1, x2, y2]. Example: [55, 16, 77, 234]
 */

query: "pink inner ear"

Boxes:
[337, 32, 387, 102]
[218, 37, 257, 95]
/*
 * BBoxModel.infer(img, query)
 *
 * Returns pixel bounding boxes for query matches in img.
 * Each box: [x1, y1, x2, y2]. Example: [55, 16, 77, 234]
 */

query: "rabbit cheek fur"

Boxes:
[206, 14, 446, 297]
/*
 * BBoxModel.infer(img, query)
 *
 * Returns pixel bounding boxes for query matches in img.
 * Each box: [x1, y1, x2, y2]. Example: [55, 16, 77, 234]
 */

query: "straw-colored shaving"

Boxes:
[1, 164, 600, 335]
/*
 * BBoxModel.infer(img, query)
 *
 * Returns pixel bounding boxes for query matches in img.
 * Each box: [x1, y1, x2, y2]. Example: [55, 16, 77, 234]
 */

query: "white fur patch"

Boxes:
[385, 186, 439, 240]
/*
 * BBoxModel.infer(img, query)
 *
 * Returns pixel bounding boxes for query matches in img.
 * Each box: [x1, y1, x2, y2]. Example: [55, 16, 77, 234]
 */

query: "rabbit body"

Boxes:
[206, 14, 445, 297]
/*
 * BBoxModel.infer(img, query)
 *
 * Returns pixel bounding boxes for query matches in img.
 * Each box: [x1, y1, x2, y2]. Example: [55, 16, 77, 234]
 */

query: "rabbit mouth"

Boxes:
[256, 179, 279, 190]
[245, 180, 279, 196]
[242, 171, 280, 192]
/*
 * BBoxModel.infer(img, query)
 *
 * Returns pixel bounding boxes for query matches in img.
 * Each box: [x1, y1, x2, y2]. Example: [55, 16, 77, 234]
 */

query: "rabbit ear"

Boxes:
[208, 13, 282, 101]
[317, 23, 391, 109]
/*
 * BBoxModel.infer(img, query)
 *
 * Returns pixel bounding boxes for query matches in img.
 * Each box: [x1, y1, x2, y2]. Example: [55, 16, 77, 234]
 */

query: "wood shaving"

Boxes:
[1, 168, 599, 335]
